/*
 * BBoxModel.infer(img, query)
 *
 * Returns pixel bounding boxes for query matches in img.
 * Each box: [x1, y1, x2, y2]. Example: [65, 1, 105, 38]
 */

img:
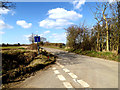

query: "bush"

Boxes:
[74, 49, 82, 54]
[66, 48, 75, 52]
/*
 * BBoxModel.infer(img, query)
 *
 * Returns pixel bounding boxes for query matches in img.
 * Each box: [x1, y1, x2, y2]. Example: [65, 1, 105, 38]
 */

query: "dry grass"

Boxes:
[2, 49, 56, 85]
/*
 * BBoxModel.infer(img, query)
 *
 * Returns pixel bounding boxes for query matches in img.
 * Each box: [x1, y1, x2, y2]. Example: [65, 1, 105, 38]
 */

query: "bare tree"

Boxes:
[29, 33, 35, 44]
[93, 2, 113, 52]
[40, 37, 46, 42]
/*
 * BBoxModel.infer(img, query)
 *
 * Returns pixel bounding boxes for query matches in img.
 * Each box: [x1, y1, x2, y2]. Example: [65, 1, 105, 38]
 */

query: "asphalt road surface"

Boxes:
[13, 47, 119, 89]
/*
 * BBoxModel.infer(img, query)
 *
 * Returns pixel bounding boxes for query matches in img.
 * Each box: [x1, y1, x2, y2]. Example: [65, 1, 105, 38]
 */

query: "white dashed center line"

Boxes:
[63, 82, 74, 88]
[77, 80, 90, 88]
[55, 62, 90, 88]
[63, 68, 70, 73]
[59, 65, 64, 68]
[54, 70, 60, 74]
[57, 75, 66, 81]
[52, 67, 56, 70]
[68, 73, 78, 79]
[56, 62, 64, 68]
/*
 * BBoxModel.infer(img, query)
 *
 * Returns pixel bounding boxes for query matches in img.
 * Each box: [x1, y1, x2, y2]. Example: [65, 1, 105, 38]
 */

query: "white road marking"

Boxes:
[56, 62, 64, 68]
[73, 79, 77, 83]
[57, 58, 62, 60]
[52, 67, 56, 70]
[59, 65, 64, 68]
[54, 70, 60, 74]
[77, 80, 90, 88]
[56, 62, 60, 65]
[63, 68, 70, 73]
[63, 82, 74, 88]
[57, 75, 66, 81]
[68, 73, 78, 79]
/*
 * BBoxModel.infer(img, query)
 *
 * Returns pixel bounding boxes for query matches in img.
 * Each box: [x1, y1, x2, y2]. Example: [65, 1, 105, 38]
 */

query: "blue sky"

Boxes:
[0, 1, 111, 44]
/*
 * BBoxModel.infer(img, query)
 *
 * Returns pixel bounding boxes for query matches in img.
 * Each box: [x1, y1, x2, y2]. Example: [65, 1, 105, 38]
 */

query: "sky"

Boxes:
[0, 0, 115, 44]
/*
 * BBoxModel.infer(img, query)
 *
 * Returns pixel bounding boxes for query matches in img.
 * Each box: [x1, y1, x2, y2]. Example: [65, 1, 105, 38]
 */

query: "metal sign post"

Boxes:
[34, 36, 40, 55]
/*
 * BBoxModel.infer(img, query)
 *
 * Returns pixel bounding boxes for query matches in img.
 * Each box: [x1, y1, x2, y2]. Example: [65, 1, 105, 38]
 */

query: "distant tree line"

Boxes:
[29, 42, 65, 50]
[65, 2, 120, 54]
[1, 43, 29, 47]
[44, 42, 65, 48]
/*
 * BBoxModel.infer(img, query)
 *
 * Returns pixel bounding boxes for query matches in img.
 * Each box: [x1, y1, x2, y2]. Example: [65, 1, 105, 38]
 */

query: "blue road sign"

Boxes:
[34, 36, 40, 42]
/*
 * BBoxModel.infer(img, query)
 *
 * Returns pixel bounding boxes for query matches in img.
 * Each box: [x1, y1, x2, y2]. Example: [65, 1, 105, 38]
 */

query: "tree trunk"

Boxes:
[103, 14, 109, 52]
[101, 32, 104, 51]
[109, 28, 112, 51]
[97, 32, 99, 51]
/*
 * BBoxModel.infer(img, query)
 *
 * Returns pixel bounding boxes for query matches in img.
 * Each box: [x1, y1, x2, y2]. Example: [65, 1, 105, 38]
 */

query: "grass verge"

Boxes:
[67, 49, 119, 62]
[1, 49, 56, 88]
[0, 46, 26, 50]
[42, 46, 65, 51]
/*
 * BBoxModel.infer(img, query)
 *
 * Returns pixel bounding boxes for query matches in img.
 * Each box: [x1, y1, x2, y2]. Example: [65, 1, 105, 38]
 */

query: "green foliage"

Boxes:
[67, 49, 119, 62]
[66, 48, 75, 52]
[65, 25, 91, 51]
[65, 2, 119, 54]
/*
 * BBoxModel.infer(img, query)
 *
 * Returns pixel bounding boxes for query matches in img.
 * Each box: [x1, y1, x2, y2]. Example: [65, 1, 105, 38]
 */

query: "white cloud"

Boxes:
[44, 30, 50, 34]
[39, 8, 82, 29]
[49, 33, 66, 43]
[40, 19, 73, 29]
[73, 0, 86, 9]
[38, 30, 50, 37]
[0, 7, 16, 16]
[48, 8, 82, 20]
[109, 0, 116, 3]
[40, 34, 44, 37]
[16, 20, 32, 28]
[0, 7, 10, 15]
[24, 34, 31, 40]
[24, 34, 31, 38]
[0, 20, 13, 30]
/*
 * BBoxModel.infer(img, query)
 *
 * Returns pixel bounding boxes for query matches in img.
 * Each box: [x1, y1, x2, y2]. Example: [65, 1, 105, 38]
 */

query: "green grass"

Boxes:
[0, 46, 25, 50]
[43, 46, 66, 51]
[68, 49, 119, 62]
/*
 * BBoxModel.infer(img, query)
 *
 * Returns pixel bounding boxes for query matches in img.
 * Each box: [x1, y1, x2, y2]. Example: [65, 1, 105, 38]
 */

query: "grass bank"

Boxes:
[42, 46, 65, 51]
[1, 49, 56, 87]
[0, 46, 26, 50]
[67, 49, 119, 62]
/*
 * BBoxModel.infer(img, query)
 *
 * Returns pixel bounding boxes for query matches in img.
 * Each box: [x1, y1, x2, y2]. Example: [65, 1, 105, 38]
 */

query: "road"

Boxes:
[12, 47, 118, 89]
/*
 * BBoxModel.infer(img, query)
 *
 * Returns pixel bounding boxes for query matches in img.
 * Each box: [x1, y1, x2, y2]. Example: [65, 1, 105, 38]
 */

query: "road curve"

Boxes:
[12, 47, 118, 89]
[43, 47, 118, 88]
